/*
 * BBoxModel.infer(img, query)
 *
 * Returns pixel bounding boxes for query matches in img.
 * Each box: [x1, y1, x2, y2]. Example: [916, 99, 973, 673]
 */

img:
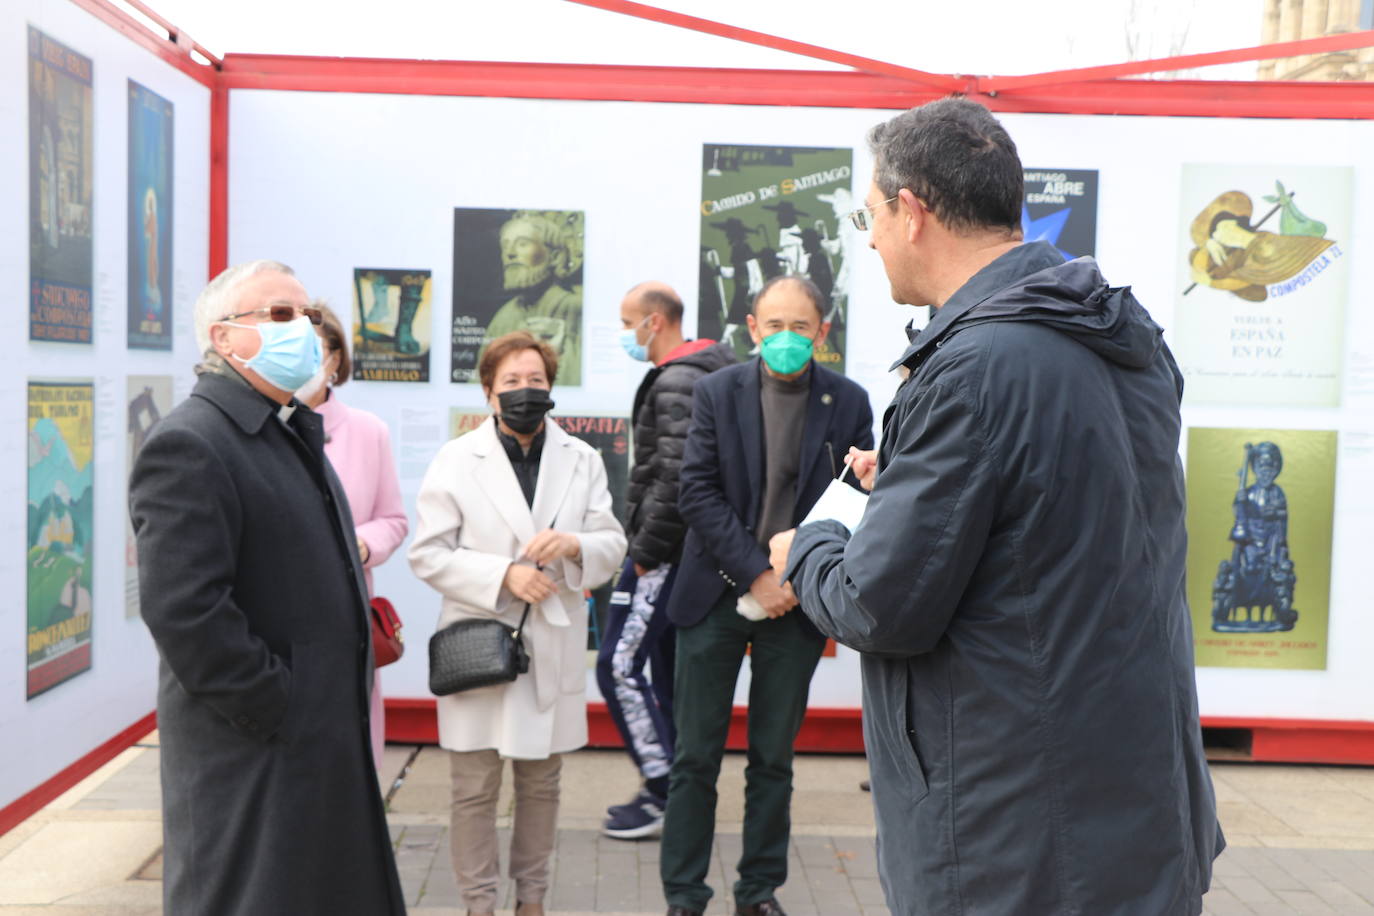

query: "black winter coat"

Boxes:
[129, 371, 405, 916]
[624, 342, 735, 569]
[786, 243, 1223, 916]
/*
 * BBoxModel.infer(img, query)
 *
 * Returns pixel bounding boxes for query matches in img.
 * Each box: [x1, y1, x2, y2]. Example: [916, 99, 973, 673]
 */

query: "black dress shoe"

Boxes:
[736, 899, 787, 916]
[666, 907, 703, 916]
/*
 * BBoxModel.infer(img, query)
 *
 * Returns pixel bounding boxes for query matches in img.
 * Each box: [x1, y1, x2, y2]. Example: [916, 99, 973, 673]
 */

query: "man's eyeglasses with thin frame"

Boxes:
[219, 305, 324, 326]
[849, 195, 899, 231]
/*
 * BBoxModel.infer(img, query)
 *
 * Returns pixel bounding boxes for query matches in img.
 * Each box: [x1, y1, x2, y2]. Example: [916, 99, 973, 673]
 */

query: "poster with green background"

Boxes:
[1186, 427, 1336, 670]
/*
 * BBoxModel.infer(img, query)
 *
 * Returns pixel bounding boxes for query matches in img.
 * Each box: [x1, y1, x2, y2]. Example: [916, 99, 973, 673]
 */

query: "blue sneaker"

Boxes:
[605, 788, 659, 818]
[602, 791, 665, 840]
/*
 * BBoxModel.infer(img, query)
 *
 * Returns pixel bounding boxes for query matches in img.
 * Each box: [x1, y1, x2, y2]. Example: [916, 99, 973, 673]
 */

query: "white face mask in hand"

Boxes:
[800, 461, 870, 534]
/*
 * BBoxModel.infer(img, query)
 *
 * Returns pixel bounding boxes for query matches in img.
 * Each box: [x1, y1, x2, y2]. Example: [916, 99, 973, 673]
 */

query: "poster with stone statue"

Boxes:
[698, 144, 853, 372]
[1174, 165, 1351, 407]
[451, 208, 584, 386]
[1186, 427, 1336, 670]
[352, 268, 432, 382]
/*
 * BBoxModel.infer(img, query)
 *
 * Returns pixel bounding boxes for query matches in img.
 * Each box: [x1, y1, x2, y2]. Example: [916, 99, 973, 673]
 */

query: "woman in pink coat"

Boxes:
[300, 304, 409, 765]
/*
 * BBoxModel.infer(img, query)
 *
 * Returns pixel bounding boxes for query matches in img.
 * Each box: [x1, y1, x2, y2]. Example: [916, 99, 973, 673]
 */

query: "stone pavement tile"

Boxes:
[1306, 878, 1374, 912]
[0, 821, 162, 906]
[1242, 904, 1299, 916]
[1274, 888, 1336, 913]
[557, 750, 645, 830]
[1212, 848, 1251, 877]
[1223, 874, 1281, 906]
[1312, 766, 1374, 803]
[849, 875, 886, 906]
[1229, 849, 1307, 892]
[1216, 800, 1299, 839]
[1201, 887, 1255, 916]
[1258, 790, 1374, 839]
[378, 743, 417, 795]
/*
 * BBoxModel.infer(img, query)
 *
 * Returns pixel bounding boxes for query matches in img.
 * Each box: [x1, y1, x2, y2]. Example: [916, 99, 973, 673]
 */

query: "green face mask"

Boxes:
[759, 329, 815, 375]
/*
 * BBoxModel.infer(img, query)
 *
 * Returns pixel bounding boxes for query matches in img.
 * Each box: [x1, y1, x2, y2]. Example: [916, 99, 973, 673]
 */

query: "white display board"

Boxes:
[1, 0, 210, 813]
[227, 89, 1374, 722]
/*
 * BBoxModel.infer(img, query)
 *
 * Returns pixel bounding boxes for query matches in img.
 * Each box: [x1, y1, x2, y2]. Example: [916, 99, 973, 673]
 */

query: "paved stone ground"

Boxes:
[3, 735, 1374, 915]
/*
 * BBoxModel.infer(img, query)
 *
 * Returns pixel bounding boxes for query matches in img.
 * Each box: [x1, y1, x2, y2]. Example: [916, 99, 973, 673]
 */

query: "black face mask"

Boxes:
[497, 387, 555, 435]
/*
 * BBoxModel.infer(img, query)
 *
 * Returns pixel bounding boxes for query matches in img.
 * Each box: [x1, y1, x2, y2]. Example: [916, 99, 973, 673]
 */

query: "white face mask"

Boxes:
[295, 362, 330, 403]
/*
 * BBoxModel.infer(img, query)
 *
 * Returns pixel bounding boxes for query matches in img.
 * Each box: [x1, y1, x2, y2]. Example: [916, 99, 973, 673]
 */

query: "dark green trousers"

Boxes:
[659, 591, 826, 911]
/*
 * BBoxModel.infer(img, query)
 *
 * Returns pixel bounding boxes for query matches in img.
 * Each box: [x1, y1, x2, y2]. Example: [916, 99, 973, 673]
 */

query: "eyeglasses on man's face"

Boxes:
[849, 195, 899, 231]
[220, 305, 323, 326]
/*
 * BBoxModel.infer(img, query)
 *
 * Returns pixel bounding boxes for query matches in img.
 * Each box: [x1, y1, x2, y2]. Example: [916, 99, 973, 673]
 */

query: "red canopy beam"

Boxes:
[982, 29, 1374, 93]
[66, 0, 217, 86]
[118, 0, 222, 67]
[562, 0, 964, 92]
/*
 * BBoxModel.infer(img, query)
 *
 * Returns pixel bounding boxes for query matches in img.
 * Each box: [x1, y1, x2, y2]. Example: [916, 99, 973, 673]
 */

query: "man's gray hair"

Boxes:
[193, 260, 294, 354]
[868, 98, 1022, 236]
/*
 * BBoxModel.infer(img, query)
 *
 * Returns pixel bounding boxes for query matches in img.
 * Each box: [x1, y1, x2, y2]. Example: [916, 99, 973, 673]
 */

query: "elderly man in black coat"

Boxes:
[130, 260, 405, 916]
[772, 100, 1224, 915]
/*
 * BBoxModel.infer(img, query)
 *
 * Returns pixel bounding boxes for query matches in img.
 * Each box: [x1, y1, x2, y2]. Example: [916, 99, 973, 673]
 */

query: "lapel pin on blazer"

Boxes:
[821, 393, 833, 405]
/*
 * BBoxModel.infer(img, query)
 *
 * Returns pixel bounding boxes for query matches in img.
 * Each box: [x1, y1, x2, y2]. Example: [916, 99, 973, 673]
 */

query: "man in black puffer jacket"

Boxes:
[598, 281, 735, 840]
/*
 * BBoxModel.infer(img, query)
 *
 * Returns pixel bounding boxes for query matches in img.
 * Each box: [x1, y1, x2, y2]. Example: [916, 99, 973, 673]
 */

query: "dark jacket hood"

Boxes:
[667, 341, 737, 374]
[895, 241, 1164, 372]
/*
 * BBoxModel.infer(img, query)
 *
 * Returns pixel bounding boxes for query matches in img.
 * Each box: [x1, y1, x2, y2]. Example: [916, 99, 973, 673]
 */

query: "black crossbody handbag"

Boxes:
[428, 602, 532, 696]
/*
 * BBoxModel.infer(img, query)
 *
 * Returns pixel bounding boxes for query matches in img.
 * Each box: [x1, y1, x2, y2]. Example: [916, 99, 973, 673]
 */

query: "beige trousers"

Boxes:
[448, 749, 561, 912]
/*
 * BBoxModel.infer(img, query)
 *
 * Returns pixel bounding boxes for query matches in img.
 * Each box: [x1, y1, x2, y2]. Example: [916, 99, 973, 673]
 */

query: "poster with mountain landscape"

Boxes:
[27, 380, 94, 698]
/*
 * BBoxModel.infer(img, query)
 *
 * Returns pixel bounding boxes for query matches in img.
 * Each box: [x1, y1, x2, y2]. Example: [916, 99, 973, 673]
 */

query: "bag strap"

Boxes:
[513, 602, 532, 639]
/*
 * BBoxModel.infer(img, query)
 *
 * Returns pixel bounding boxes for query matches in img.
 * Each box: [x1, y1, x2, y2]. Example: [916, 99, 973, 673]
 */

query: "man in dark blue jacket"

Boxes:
[660, 275, 873, 916]
[772, 98, 1224, 915]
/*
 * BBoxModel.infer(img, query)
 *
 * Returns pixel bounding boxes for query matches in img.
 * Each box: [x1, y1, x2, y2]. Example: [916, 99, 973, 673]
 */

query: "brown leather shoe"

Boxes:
[736, 899, 787, 916]
[667, 907, 704, 916]
[515, 904, 545, 916]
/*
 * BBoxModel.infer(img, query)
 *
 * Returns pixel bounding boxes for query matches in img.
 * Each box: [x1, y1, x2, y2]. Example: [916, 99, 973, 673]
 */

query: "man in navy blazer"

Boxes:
[658, 276, 873, 916]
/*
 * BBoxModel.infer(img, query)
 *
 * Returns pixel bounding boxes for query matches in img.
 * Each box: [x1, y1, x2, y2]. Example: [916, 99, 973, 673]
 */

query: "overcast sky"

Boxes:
[134, 0, 1266, 80]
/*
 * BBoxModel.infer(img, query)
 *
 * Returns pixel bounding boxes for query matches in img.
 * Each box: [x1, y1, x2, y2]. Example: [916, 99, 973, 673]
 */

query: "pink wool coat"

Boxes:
[316, 393, 408, 594]
[316, 392, 408, 765]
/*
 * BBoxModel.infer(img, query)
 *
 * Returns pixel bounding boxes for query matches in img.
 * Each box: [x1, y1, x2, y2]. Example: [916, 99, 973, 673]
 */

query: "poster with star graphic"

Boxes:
[1174, 164, 1351, 407]
[1022, 168, 1098, 258]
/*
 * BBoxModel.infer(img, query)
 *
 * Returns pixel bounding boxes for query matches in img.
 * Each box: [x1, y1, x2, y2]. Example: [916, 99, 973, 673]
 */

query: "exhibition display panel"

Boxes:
[3, 0, 1373, 833]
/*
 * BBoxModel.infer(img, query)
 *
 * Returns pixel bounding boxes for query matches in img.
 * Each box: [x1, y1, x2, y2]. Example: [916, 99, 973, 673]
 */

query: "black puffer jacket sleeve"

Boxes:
[627, 363, 698, 569]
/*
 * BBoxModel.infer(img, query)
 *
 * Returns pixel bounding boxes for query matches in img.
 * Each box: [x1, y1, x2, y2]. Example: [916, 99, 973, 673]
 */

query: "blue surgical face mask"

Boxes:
[227, 315, 323, 393]
[619, 315, 654, 363]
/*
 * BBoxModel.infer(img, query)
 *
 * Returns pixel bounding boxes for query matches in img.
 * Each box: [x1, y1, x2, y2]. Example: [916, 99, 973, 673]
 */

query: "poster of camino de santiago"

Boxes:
[127, 81, 174, 350]
[1186, 427, 1336, 670]
[28, 381, 95, 698]
[1020, 168, 1098, 258]
[1174, 165, 1351, 407]
[698, 145, 853, 372]
[352, 268, 433, 382]
[451, 209, 584, 386]
[28, 27, 94, 344]
[449, 409, 629, 648]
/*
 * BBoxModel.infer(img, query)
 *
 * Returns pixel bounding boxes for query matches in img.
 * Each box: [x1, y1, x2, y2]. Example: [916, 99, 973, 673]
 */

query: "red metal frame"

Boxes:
[982, 28, 1374, 92]
[0, 713, 157, 838]
[564, 0, 964, 91]
[65, 0, 216, 87]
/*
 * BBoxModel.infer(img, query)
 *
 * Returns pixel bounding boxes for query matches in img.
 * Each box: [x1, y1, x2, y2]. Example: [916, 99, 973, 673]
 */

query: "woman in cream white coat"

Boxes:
[409, 331, 625, 916]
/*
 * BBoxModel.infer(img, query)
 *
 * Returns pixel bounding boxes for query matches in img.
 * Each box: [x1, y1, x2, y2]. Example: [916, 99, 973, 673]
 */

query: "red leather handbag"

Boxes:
[370, 597, 404, 668]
